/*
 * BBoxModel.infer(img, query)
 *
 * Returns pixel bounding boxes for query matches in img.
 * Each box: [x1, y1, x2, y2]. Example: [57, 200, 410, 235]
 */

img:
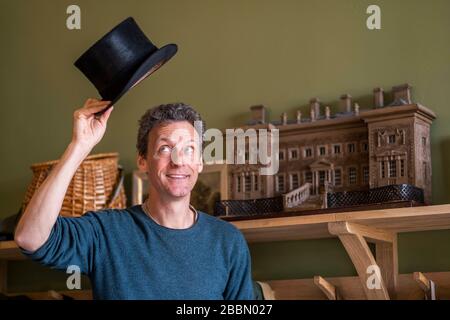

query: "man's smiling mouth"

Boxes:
[166, 174, 190, 179]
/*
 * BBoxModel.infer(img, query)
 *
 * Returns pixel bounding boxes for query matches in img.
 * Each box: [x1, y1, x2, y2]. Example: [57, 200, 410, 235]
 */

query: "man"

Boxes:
[14, 98, 255, 300]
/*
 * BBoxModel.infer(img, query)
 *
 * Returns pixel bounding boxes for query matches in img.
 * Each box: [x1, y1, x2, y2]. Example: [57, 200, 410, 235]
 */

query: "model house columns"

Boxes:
[309, 161, 334, 195]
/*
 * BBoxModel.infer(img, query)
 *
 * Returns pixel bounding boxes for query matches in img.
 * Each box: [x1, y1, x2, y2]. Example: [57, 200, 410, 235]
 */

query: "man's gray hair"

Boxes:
[136, 102, 206, 156]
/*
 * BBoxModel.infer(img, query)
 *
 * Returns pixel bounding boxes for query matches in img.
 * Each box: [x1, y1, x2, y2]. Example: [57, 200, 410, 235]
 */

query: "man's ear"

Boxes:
[197, 157, 203, 174]
[137, 154, 148, 173]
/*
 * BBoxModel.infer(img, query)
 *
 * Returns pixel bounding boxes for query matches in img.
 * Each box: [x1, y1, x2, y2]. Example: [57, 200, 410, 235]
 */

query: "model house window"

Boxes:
[389, 160, 397, 178]
[400, 159, 405, 177]
[304, 147, 313, 158]
[333, 144, 341, 154]
[319, 146, 326, 156]
[254, 174, 259, 191]
[348, 143, 356, 153]
[381, 161, 386, 179]
[363, 166, 369, 184]
[276, 174, 285, 192]
[334, 169, 342, 186]
[245, 151, 249, 162]
[237, 176, 241, 193]
[305, 171, 313, 184]
[422, 137, 427, 147]
[319, 171, 326, 187]
[389, 135, 396, 144]
[362, 142, 369, 152]
[245, 175, 251, 192]
[348, 167, 357, 184]
[290, 173, 300, 190]
[278, 150, 285, 161]
[289, 148, 299, 160]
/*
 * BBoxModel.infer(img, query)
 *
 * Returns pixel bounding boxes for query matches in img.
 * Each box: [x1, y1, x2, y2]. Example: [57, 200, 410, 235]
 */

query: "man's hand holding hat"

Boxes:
[72, 98, 114, 154]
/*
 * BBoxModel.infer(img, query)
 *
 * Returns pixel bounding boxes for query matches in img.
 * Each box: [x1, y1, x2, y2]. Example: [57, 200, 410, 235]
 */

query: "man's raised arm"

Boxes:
[14, 98, 113, 252]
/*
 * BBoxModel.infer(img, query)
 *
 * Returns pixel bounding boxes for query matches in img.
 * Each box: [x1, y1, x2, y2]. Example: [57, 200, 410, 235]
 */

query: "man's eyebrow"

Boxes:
[155, 137, 174, 145]
[155, 137, 197, 144]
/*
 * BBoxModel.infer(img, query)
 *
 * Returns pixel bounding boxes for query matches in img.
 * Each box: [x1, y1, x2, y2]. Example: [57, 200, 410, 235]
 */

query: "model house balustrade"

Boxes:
[283, 183, 311, 209]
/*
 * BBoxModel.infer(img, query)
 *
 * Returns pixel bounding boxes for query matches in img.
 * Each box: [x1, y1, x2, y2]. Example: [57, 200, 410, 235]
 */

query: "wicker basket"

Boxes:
[22, 153, 127, 217]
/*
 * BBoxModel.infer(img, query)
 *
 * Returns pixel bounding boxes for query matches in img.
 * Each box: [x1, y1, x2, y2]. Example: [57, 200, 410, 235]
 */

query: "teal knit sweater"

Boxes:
[21, 205, 255, 300]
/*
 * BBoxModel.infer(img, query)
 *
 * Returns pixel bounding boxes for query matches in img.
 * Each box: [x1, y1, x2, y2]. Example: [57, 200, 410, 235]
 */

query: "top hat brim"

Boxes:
[98, 43, 178, 114]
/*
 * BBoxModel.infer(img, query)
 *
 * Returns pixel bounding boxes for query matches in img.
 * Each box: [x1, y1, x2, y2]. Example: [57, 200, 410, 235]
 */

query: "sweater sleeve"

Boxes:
[19, 212, 101, 275]
[223, 230, 255, 300]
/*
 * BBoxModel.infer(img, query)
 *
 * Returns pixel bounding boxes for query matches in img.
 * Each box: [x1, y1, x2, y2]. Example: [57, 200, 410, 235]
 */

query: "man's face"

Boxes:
[138, 121, 203, 199]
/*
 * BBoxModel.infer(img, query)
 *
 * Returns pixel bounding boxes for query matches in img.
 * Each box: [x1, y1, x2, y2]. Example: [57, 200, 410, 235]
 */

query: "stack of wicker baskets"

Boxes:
[22, 153, 127, 217]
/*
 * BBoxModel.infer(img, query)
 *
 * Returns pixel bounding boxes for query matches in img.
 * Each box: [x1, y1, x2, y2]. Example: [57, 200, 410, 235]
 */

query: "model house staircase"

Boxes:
[283, 183, 326, 211]
[283, 183, 311, 208]
[300, 195, 325, 210]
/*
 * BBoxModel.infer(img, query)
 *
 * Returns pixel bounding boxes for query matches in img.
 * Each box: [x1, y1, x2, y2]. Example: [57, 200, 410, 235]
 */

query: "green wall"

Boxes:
[1, 0, 450, 292]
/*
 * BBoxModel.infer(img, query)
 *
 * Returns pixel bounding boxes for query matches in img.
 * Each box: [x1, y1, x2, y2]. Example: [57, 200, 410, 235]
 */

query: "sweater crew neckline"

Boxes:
[138, 204, 201, 233]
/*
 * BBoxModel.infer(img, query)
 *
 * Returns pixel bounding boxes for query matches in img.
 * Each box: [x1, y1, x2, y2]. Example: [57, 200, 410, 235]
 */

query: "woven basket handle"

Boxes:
[106, 165, 125, 207]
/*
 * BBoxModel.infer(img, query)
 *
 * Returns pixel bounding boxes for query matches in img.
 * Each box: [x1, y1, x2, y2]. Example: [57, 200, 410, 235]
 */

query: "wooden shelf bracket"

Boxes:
[413, 272, 437, 300]
[328, 221, 398, 300]
[314, 276, 341, 300]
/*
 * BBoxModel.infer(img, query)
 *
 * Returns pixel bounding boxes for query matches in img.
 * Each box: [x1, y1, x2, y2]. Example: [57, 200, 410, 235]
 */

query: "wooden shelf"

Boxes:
[227, 203, 450, 300]
[2, 204, 450, 299]
[0, 240, 25, 260]
[231, 204, 450, 243]
[267, 271, 450, 300]
[2, 204, 450, 259]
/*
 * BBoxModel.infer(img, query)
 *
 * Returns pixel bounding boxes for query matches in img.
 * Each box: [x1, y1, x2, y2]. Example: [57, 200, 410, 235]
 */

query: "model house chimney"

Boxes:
[373, 87, 384, 108]
[340, 94, 352, 113]
[392, 83, 412, 104]
[296, 110, 302, 124]
[281, 112, 288, 125]
[310, 108, 316, 122]
[250, 105, 267, 124]
[310, 98, 321, 118]
[325, 106, 331, 119]
[354, 103, 360, 115]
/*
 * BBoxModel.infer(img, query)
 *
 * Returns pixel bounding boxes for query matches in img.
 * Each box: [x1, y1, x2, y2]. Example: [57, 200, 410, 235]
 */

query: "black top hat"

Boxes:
[74, 17, 177, 113]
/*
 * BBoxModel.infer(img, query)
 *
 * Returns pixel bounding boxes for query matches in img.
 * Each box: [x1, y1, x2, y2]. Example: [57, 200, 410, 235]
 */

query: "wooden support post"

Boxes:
[329, 222, 397, 300]
[414, 272, 431, 291]
[414, 272, 437, 300]
[376, 236, 398, 299]
[0, 261, 7, 294]
[314, 276, 340, 300]
[256, 281, 276, 300]
[48, 290, 65, 300]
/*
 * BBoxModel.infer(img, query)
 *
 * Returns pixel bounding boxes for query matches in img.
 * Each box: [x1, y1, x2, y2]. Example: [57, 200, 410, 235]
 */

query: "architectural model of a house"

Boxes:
[223, 84, 435, 213]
